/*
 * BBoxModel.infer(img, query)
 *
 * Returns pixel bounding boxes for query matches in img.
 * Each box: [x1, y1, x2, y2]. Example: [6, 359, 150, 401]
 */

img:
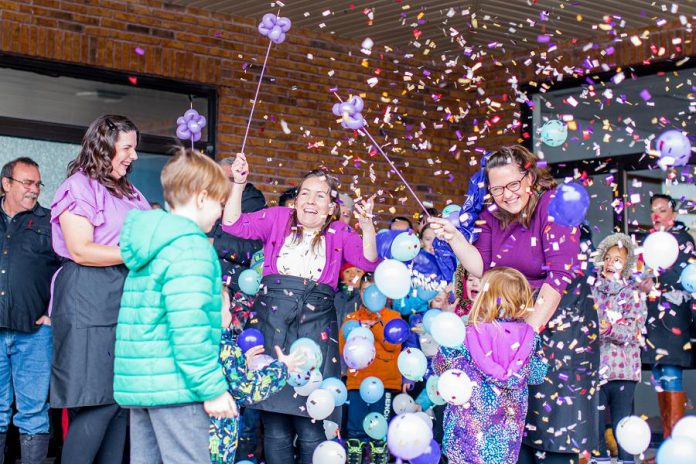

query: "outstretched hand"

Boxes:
[231, 153, 249, 184]
[354, 195, 376, 229]
[275, 345, 306, 373]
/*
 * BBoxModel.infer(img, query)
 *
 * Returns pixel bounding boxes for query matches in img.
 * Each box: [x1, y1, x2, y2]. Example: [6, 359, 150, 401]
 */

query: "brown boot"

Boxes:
[662, 391, 687, 438]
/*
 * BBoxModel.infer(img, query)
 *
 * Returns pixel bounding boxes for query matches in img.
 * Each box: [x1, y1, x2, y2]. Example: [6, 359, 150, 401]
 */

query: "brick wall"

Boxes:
[0, 0, 476, 221]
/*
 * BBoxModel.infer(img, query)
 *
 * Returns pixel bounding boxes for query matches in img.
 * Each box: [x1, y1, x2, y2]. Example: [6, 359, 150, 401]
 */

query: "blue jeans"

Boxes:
[652, 365, 683, 391]
[0, 325, 52, 435]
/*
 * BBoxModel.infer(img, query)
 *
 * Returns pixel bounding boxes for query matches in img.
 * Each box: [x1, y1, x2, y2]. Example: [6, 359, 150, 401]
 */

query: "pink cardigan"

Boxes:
[221, 206, 379, 289]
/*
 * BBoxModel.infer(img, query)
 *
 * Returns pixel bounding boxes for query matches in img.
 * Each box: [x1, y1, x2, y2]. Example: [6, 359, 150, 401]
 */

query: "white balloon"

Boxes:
[430, 312, 466, 348]
[346, 326, 375, 344]
[672, 416, 696, 442]
[294, 370, 323, 396]
[419, 332, 440, 357]
[643, 231, 679, 270]
[393, 393, 418, 414]
[361, 37, 374, 50]
[374, 259, 412, 300]
[342, 338, 376, 370]
[323, 420, 340, 440]
[306, 388, 335, 421]
[615, 415, 651, 456]
[386, 413, 433, 460]
[438, 369, 474, 405]
[415, 411, 434, 429]
[312, 440, 346, 464]
[247, 354, 274, 371]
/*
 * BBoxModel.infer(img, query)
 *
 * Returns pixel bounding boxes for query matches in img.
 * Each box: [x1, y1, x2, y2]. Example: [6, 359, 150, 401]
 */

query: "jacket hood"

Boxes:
[120, 209, 205, 271]
[594, 233, 638, 279]
[465, 322, 536, 384]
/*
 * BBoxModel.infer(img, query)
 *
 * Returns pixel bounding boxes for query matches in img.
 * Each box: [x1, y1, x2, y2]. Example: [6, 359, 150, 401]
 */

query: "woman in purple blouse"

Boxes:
[50, 115, 150, 463]
[430, 145, 598, 464]
[222, 153, 379, 464]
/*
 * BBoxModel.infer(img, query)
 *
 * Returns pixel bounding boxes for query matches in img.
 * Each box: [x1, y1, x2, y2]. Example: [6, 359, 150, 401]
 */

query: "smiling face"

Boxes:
[487, 164, 533, 215]
[295, 175, 336, 231]
[651, 197, 677, 231]
[1, 162, 41, 214]
[602, 245, 628, 279]
[421, 227, 436, 254]
[466, 274, 481, 301]
[110, 130, 138, 180]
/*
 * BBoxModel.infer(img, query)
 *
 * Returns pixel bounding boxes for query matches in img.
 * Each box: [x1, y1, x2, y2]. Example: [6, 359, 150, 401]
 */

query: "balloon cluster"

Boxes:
[176, 108, 207, 145]
[258, 13, 292, 44]
[548, 182, 590, 227]
[332, 95, 365, 130]
[540, 119, 568, 147]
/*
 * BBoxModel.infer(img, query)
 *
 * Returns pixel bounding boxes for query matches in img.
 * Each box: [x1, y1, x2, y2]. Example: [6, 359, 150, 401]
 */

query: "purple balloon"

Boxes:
[384, 318, 410, 344]
[410, 440, 441, 464]
[176, 126, 191, 140]
[183, 108, 198, 122]
[258, 13, 291, 44]
[176, 108, 207, 144]
[238, 328, 264, 353]
[548, 182, 590, 227]
[656, 129, 692, 167]
[332, 95, 365, 130]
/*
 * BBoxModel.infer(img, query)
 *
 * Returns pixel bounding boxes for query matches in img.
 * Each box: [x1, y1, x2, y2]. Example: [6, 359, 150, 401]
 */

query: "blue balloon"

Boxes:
[383, 318, 410, 344]
[397, 348, 428, 381]
[390, 231, 421, 262]
[680, 263, 696, 293]
[238, 268, 262, 295]
[422, 309, 442, 334]
[540, 119, 568, 147]
[237, 461, 254, 464]
[288, 370, 311, 387]
[237, 328, 264, 353]
[548, 183, 590, 227]
[321, 377, 348, 406]
[416, 287, 439, 302]
[363, 285, 387, 312]
[342, 320, 360, 339]
[363, 412, 388, 440]
[656, 436, 696, 464]
[359, 376, 384, 404]
[410, 439, 441, 464]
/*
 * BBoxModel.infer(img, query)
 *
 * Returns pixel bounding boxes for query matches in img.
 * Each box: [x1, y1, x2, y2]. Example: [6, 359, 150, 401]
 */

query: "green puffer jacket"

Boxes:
[114, 209, 228, 407]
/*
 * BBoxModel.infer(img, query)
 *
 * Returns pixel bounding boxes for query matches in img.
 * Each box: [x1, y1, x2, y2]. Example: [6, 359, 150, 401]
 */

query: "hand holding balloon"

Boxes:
[244, 345, 266, 367]
[275, 345, 306, 373]
[231, 153, 249, 184]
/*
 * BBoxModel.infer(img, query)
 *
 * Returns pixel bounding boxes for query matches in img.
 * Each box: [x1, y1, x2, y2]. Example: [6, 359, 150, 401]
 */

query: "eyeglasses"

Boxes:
[488, 172, 528, 197]
[5, 177, 44, 189]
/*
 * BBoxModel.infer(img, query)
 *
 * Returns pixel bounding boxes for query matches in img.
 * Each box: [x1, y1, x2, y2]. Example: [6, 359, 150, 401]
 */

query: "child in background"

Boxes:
[335, 263, 366, 334]
[339, 275, 404, 464]
[433, 267, 548, 464]
[453, 264, 482, 320]
[114, 149, 237, 462]
[591, 233, 646, 464]
[210, 287, 304, 463]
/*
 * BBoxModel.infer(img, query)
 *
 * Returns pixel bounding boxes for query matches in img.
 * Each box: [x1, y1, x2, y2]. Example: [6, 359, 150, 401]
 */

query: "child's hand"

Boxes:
[275, 345, 305, 373]
[204, 391, 238, 419]
[231, 153, 249, 184]
[361, 319, 379, 328]
[244, 345, 265, 367]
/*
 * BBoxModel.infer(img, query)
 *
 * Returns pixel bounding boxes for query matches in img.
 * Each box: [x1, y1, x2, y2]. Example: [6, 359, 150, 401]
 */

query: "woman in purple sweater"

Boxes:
[430, 145, 597, 464]
[221, 154, 379, 464]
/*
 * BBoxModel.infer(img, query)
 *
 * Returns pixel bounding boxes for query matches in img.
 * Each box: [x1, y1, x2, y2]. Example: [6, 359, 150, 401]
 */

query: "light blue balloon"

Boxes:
[416, 287, 439, 302]
[363, 412, 388, 440]
[347, 326, 375, 344]
[359, 376, 385, 404]
[374, 259, 412, 300]
[288, 371, 311, 388]
[397, 348, 428, 381]
[680, 263, 696, 293]
[363, 285, 387, 312]
[238, 268, 261, 295]
[540, 119, 568, 147]
[390, 231, 421, 262]
[289, 338, 323, 372]
[342, 320, 360, 339]
[441, 204, 461, 217]
[237, 461, 254, 464]
[656, 436, 696, 464]
[426, 375, 446, 406]
[321, 377, 348, 406]
[422, 309, 442, 334]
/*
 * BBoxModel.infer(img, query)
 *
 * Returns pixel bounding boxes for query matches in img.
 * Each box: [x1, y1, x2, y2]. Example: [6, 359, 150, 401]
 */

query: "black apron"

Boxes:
[249, 274, 340, 420]
[51, 261, 128, 408]
[522, 277, 600, 455]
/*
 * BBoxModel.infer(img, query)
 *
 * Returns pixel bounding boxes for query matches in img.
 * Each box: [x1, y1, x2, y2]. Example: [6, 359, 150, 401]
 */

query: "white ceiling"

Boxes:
[172, 0, 696, 55]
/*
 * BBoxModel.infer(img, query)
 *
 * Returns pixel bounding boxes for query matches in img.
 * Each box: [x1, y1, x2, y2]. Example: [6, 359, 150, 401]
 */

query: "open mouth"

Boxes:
[469, 289, 479, 299]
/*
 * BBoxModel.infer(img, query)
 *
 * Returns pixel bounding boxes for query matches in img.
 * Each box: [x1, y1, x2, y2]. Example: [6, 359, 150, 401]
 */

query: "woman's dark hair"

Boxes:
[419, 221, 433, 239]
[650, 193, 677, 211]
[279, 186, 298, 207]
[485, 145, 556, 229]
[68, 115, 140, 198]
[285, 169, 339, 252]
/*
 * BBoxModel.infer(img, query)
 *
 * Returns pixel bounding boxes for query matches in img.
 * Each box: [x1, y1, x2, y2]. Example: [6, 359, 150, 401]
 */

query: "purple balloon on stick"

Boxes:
[175, 108, 206, 148]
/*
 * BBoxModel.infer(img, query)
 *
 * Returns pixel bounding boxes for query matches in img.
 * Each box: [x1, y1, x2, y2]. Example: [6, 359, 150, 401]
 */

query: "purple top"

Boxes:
[221, 206, 379, 289]
[50, 172, 150, 259]
[474, 189, 580, 294]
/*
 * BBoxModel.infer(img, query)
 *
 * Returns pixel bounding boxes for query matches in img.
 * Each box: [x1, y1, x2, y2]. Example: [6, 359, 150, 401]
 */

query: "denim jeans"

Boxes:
[0, 325, 51, 434]
[652, 364, 683, 391]
[597, 380, 637, 462]
[261, 411, 325, 464]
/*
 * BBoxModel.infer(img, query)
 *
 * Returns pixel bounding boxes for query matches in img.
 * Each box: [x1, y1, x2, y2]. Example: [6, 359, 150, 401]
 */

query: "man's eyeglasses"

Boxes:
[5, 177, 44, 189]
[488, 172, 528, 197]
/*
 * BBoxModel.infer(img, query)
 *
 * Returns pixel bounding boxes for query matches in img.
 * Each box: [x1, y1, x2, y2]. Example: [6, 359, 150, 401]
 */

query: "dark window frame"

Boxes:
[0, 53, 218, 156]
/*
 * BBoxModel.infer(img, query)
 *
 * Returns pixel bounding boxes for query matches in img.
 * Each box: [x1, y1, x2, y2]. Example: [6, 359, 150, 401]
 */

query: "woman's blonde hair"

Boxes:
[485, 145, 557, 229]
[161, 148, 231, 207]
[468, 267, 533, 324]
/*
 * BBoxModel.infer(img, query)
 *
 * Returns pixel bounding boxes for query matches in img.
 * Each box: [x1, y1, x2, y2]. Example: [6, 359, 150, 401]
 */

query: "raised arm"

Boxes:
[353, 195, 378, 262]
[222, 153, 249, 226]
[427, 216, 485, 278]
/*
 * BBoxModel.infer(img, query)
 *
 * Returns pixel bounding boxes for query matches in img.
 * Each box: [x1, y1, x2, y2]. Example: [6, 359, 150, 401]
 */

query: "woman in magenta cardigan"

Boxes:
[221, 153, 379, 464]
[430, 145, 597, 464]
